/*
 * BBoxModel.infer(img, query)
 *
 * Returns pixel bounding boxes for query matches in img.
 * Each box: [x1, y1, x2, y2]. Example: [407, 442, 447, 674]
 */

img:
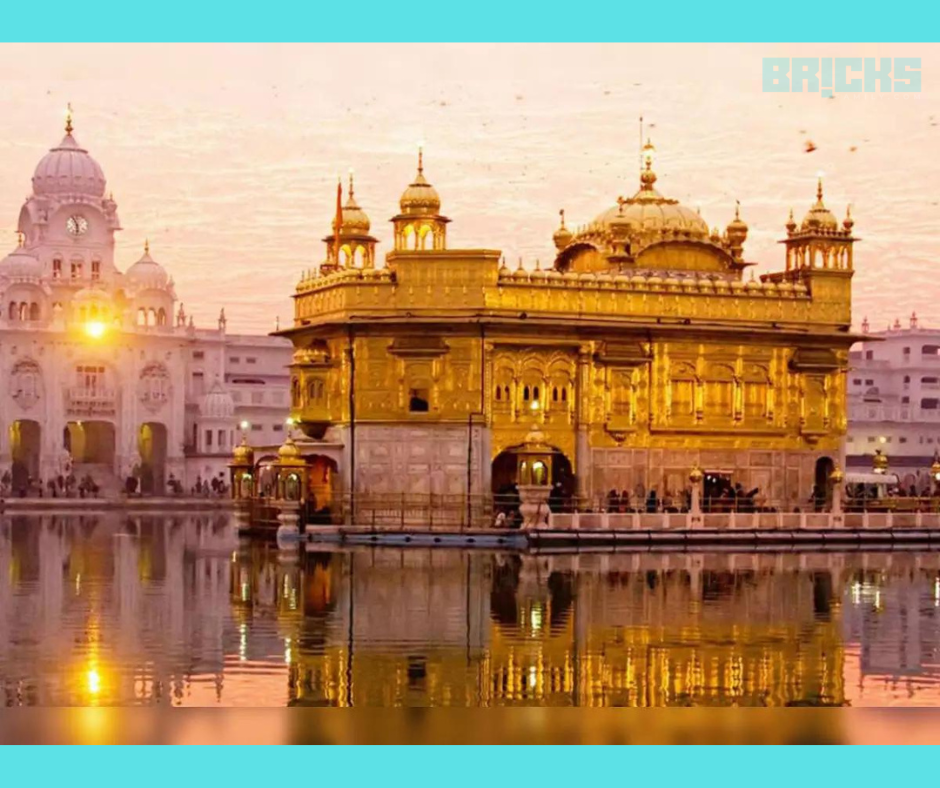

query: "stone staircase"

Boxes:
[71, 462, 124, 498]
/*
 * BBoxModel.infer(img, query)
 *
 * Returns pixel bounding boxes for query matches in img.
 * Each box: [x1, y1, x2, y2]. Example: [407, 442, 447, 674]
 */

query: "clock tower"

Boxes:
[16, 107, 122, 289]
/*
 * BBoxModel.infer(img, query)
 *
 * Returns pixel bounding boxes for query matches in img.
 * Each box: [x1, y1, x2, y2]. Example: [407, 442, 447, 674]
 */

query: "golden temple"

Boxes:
[278, 140, 857, 511]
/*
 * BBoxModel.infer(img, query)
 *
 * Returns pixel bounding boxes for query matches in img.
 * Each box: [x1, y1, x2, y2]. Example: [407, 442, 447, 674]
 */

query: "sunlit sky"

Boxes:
[1, 43, 937, 334]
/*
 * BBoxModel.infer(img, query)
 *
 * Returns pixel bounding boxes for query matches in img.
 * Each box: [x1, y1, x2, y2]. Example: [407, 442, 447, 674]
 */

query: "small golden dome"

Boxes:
[232, 436, 254, 465]
[829, 465, 845, 484]
[340, 173, 371, 233]
[278, 435, 302, 461]
[843, 205, 854, 231]
[552, 209, 573, 250]
[399, 147, 441, 216]
[726, 201, 748, 239]
[689, 466, 704, 485]
[785, 208, 797, 233]
[801, 178, 838, 231]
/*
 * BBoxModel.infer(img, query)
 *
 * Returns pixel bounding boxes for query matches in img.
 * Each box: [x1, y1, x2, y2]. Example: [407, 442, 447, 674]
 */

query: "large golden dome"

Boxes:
[590, 191, 709, 239]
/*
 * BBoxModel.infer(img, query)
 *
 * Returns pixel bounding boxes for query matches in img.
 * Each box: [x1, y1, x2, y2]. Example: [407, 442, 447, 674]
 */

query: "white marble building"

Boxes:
[847, 314, 940, 489]
[0, 113, 292, 495]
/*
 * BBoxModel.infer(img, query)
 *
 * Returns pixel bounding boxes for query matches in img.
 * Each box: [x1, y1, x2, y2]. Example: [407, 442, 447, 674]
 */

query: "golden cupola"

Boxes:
[800, 178, 839, 232]
[340, 172, 371, 233]
[391, 147, 450, 252]
[781, 177, 857, 274]
[321, 173, 378, 270]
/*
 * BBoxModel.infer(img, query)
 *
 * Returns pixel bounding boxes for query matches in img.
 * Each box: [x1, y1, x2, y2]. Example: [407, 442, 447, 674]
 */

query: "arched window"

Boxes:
[52, 258, 62, 279]
[291, 378, 301, 408]
[157, 308, 167, 327]
[8, 302, 16, 320]
[523, 385, 530, 401]
[18, 302, 28, 320]
[137, 308, 146, 326]
[495, 385, 502, 401]
[148, 308, 156, 326]
[533, 385, 540, 402]
[29, 303, 40, 321]
[91, 260, 101, 281]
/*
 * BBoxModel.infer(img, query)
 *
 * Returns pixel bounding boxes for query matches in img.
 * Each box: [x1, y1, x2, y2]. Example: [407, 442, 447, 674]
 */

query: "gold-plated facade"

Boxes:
[281, 144, 857, 505]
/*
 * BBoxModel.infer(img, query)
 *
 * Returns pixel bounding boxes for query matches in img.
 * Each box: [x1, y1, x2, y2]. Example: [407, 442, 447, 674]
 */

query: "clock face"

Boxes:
[66, 215, 88, 236]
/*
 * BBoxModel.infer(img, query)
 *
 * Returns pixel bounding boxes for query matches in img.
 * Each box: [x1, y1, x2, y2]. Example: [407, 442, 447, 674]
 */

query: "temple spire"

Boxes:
[65, 103, 73, 135]
[417, 144, 424, 176]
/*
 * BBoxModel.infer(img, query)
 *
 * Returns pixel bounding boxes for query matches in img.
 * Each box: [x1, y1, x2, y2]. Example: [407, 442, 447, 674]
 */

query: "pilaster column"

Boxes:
[576, 345, 592, 499]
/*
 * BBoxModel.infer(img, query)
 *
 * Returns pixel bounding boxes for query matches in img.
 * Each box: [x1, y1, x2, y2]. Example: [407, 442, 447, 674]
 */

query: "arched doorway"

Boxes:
[491, 446, 575, 502]
[815, 456, 835, 510]
[9, 420, 41, 492]
[138, 422, 168, 495]
[65, 421, 116, 467]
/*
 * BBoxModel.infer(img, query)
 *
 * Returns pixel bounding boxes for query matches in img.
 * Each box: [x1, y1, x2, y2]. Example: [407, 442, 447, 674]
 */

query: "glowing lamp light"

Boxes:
[84, 321, 106, 339]
[239, 420, 251, 431]
[87, 668, 101, 696]
[530, 399, 540, 411]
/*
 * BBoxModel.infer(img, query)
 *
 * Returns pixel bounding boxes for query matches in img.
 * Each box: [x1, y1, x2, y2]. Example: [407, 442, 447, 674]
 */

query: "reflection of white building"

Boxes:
[847, 315, 940, 487]
[0, 113, 292, 493]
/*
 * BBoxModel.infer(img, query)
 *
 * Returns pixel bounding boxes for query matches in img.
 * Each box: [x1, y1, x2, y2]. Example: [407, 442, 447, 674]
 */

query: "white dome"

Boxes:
[201, 380, 235, 419]
[0, 246, 42, 281]
[32, 132, 106, 198]
[125, 245, 169, 290]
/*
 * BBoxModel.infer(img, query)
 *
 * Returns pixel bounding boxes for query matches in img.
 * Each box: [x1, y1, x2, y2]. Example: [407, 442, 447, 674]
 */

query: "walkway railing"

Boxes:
[238, 493, 940, 531]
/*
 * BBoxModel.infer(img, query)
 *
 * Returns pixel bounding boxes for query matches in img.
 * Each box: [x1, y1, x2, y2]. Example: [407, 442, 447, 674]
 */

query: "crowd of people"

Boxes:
[0, 470, 100, 499]
[1, 468, 231, 500]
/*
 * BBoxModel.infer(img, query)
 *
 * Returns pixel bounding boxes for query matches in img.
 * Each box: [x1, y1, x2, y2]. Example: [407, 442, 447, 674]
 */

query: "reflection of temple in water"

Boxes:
[4, 514, 940, 709]
[0, 514, 235, 705]
[280, 550, 851, 707]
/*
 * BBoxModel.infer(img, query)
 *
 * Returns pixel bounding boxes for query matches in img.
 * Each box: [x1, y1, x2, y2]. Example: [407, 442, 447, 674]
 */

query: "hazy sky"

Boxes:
[0, 43, 936, 334]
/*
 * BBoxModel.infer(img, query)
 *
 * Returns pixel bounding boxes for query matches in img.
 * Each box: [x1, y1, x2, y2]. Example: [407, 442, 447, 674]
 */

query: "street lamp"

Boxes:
[872, 448, 888, 475]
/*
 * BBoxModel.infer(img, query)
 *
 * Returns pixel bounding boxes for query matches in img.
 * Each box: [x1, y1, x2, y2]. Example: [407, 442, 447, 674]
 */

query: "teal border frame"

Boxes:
[1, 1, 938, 42]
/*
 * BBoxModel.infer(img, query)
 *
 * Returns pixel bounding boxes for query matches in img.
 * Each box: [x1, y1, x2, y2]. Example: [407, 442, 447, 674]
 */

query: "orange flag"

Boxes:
[333, 178, 343, 263]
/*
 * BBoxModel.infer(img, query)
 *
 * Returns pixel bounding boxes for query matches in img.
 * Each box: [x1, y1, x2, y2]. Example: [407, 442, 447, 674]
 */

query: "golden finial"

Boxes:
[275, 315, 280, 331]
[417, 144, 424, 175]
[734, 199, 741, 220]
[348, 168, 355, 199]
[16, 230, 24, 247]
[144, 238, 150, 255]
[639, 137, 657, 190]
[559, 208, 566, 228]
[535, 258, 541, 271]
[516, 257, 524, 271]
[65, 102, 73, 135]
[816, 176, 824, 203]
